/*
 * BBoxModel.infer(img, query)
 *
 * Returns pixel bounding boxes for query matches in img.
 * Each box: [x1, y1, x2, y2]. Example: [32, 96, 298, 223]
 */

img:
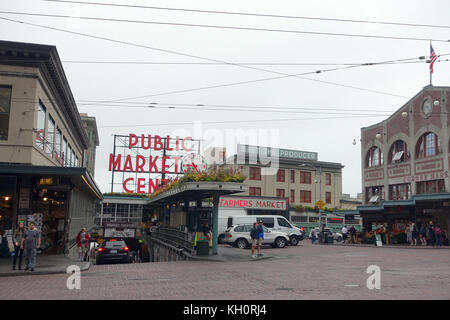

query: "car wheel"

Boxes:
[275, 237, 287, 248]
[290, 236, 299, 246]
[235, 238, 249, 249]
[218, 234, 225, 244]
[337, 236, 342, 242]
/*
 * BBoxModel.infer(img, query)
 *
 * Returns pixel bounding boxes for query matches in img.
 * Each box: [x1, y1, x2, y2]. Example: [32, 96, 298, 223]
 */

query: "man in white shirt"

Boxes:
[341, 225, 348, 244]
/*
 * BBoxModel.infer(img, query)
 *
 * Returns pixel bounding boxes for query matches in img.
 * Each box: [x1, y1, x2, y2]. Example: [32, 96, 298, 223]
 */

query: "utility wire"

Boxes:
[44, 0, 450, 31]
[96, 114, 386, 128]
[1, 10, 450, 43]
[0, 15, 410, 102]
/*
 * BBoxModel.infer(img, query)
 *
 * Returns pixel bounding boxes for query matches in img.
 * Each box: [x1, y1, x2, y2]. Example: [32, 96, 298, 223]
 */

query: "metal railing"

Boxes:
[148, 226, 195, 254]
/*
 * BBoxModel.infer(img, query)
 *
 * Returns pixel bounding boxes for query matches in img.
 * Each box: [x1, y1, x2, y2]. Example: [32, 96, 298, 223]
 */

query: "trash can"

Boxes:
[196, 240, 210, 256]
[327, 235, 334, 244]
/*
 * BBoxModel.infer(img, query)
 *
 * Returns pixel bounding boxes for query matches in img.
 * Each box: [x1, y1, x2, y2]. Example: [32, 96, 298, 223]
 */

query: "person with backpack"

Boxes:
[341, 225, 348, 244]
[434, 224, 443, 247]
[256, 220, 264, 257]
[428, 221, 435, 246]
[250, 222, 259, 258]
[419, 224, 427, 246]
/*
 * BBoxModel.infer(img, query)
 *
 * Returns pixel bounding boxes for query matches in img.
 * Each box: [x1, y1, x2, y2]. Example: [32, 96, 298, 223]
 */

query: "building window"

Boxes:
[389, 183, 411, 200]
[249, 167, 261, 180]
[300, 190, 311, 203]
[300, 171, 312, 184]
[389, 140, 408, 164]
[325, 192, 331, 204]
[75, 156, 79, 167]
[416, 132, 440, 158]
[276, 189, 285, 198]
[62, 137, 67, 166]
[72, 149, 76, 168]
[55, 127, 62, 164]
[325, 173, 331, 186]
[365, 186, 384, 204]
[290, 189, 295, 203]
[46, 114, 55, 156]
[249, 187, 261, 196]
[290, 170, 295, 183]
[276, 169, 285, 182]
[366, 146, 383, 167]
[36, 101, 46, 150]
[416, 180, 445, 194]
[68, 144, 72, 167]
[0, 86, 12, 140]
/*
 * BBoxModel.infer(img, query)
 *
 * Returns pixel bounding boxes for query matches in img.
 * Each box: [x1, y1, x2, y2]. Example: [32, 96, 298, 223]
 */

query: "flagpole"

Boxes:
[430, 41, 432, 86]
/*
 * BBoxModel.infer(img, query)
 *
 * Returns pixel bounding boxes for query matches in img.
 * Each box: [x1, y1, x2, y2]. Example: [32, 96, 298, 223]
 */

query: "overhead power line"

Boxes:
[1, 10, 450, 43]
[44, 0, 450, 31]
[0, 15, 410, 102]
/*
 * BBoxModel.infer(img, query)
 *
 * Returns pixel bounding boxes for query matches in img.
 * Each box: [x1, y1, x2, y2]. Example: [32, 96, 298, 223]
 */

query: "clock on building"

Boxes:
[181, 153, 207, 173]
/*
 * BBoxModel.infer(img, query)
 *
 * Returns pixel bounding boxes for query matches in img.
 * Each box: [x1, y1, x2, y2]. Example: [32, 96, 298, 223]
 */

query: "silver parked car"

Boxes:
[309, 227, 343, 242]
[223, 224, 290, 249]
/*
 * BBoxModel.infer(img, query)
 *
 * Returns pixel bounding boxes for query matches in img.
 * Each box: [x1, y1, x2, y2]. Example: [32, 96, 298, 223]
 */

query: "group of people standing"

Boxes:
[406, 221, 444, 247]
[12, 222, 41, 271]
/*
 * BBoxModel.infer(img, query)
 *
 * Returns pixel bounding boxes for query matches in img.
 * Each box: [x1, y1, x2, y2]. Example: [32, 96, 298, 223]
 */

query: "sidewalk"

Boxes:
[331, 242, 450, 249]
[0, 254, 90, 277]
[186, 244, 275, 262]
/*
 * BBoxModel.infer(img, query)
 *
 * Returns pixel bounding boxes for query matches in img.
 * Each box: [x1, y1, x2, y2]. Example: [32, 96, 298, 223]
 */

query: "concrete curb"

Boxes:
[0, 261, 90, 277]
[330, 243, 450, 249]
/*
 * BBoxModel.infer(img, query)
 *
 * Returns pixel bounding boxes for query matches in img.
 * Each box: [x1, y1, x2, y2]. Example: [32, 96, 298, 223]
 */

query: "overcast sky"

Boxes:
[2, 0, 450, 196]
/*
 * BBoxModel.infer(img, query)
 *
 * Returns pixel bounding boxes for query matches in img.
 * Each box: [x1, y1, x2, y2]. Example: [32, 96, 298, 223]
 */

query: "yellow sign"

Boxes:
[315, 200, 325, 209]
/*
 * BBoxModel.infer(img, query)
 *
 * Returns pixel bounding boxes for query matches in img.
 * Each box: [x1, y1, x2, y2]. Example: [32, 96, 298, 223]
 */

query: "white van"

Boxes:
[225, 215, 304, 245]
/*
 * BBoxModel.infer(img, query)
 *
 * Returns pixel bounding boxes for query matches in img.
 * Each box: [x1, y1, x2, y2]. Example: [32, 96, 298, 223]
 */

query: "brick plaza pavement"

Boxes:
[0, 241, 449, 300]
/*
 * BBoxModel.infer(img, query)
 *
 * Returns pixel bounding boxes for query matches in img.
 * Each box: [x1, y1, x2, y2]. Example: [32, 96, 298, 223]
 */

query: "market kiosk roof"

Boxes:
[0, 164, 103, 200]
[146, 181, 247, 206]
[357, 193, 450, 213]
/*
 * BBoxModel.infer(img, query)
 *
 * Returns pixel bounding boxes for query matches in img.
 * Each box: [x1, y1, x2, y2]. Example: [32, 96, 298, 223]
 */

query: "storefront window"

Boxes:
[416, 179, 445, 194]
[389, 183, 411, 200]
[68, 144, 72, 167]
[0, 86, 12, 140]
[366, 186, 384, 203]
[36, 101, 46, 150]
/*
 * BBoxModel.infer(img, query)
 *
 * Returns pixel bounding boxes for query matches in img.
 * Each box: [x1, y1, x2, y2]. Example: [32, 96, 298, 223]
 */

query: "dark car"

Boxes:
[96, 238, 131, 265]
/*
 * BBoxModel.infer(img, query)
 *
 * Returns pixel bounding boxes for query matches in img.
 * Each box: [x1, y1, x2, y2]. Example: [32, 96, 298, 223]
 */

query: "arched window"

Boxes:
[366, 146, 383, 168]
[388, 140, 409, 164]
[416, 132, 440, 159]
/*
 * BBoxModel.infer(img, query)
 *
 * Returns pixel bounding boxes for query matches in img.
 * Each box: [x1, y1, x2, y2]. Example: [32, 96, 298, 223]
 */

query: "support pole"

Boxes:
[212, 195, 219, 255]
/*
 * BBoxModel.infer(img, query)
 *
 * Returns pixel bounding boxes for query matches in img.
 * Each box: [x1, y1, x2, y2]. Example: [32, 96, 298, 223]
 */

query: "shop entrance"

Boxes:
[31, 189, 67, 254]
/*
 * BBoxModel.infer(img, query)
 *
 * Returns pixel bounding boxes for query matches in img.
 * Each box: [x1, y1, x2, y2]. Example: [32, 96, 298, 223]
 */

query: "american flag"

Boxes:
[430, 44, 437, 74]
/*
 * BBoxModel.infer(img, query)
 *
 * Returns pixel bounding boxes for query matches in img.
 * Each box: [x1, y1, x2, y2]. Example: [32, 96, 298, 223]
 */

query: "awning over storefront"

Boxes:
[0, 164, 103, 200]
[357, 193, 450, 213]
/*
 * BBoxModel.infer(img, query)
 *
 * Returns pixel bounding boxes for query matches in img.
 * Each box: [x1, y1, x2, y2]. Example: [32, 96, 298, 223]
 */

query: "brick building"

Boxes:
[359, 85, 450, 236]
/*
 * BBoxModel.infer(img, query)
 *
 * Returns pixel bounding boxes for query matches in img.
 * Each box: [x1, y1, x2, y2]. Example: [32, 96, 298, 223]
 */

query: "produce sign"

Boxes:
[108, 134, 201, 194]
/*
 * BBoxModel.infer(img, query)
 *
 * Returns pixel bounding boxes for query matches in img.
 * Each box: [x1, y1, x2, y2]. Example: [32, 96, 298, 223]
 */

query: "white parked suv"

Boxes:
[223, 224, 290, 249]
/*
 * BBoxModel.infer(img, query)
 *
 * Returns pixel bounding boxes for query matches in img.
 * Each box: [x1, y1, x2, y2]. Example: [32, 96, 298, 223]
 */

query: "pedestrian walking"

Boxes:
[406, 222, 412, 245]
[428, 221, 435, 246]
[341, 225, 348, 244]
[411, 222, 418, 246]
[434, 224, 442, 247]
[12, 222, 25, 270]
[311, 228, 317, 244]
[76, 227, 90, 261]
[257, 220, 264, 256]
[349, 226, 357, 244]
[419, 224, 427, 246]
[250, 222, 259, 258]
[20, 222, 40, 272]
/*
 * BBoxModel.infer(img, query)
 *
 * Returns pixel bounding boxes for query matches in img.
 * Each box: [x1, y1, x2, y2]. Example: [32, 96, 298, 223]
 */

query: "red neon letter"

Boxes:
[172, 156, 181, 173]
[148, 179, 160, 194]
[123, 178, 134, 193]
[165, 135, 173, 151]
[149, 156, 159, 172]
[141, 134, 151, 150]
[108, 154, 122, 171]
[162, 156, 170, 174]
[129, 134, 138, 149]
[154, 135, 163, 151]
[137, 178, 146, 194]
[136, 155, 146, 173]
[182, 136, 192, 152]
[123, 155, 134, 171]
